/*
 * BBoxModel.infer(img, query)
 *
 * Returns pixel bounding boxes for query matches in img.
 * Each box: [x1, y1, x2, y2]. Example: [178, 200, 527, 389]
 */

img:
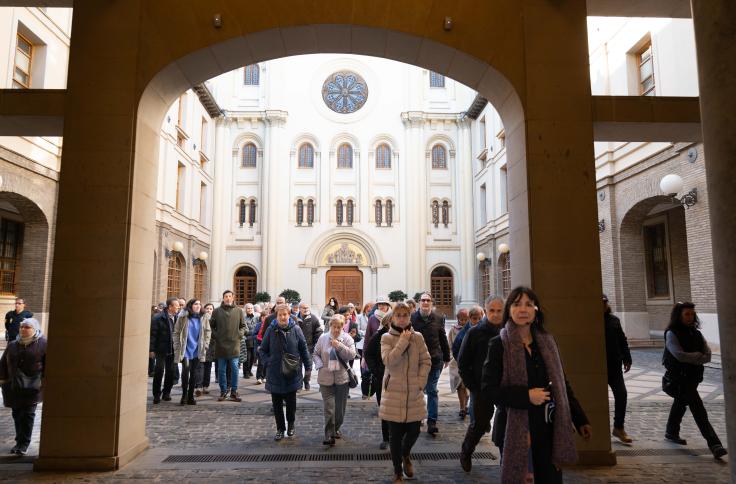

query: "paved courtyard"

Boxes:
[0, 349, 730, 482]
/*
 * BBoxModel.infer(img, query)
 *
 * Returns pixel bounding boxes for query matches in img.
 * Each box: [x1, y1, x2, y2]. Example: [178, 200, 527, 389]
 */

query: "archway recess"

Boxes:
[36, 0, 610, 471]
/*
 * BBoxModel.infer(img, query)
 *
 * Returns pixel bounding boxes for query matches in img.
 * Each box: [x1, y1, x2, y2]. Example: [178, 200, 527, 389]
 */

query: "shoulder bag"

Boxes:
[279, 330, 300, 379]
[334, 343, 359, 389]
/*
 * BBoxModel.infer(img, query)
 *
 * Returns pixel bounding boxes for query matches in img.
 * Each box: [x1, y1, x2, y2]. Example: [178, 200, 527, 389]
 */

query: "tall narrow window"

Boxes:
[167, 254, 183, 298]
[244, 64, 260, 85]
[499, 253, 511, 298]
[249, 199, 257, 227]
[200, 117, 208, 152]
[12, 34, 32, 89]
[479, 117, 487, 150]
[442, 201, 450, 227]
[176, 162, 186, 211]
[480, 263, 490, 302]
[480, 184, 487, 224]
[429, 71, 445, 88]
[638, 43, 655, 96]
[239, 199, 246, 227]
[307, 199, 315, 226]
[199, 182, 207, 223]
[296, 199, 304, 225]
[500, 165, 508, 214]
[298, 143, 314, 168]
[336, 200, 344, 226]
[346, 200, 354, 226]
[432, 201, 440, 227]
[644, 222, 670, 297]
[432, 144, 447, 169]
[337, 143, 353, 168]
[177, 93, 187, 129]
[242, 143, 257, 167]
[376, 144, 392, 169]
[0, 219, 23, 295]
[386, 200, 393, 227]
[375, 200, 383, 226]
[193, 262, 206, 301]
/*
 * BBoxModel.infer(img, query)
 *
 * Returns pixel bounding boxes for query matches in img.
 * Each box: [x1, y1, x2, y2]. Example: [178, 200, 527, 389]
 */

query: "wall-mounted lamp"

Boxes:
[598, 219, 606, 233]
[443, 16, 453, 31]
[660, 174, 697, 209]
[193, 251, 209, 265]
[165, 240, 184, 257]
[497, 243, 510, 255]
[213, 13, 223, 29]
[476, 252, 486, 262]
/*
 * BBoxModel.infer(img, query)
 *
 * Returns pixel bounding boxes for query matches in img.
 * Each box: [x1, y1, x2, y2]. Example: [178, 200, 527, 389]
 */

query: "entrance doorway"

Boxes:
[234, 266, 257, 306]
[325, 266, 363, 308]
[430, 266, 454, 318]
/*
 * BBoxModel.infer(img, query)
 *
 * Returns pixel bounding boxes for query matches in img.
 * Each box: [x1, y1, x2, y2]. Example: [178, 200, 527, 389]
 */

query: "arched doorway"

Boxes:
[234, 266, 257, 306]
[430, 266, 454, 318]
[325, 266, 362, 308]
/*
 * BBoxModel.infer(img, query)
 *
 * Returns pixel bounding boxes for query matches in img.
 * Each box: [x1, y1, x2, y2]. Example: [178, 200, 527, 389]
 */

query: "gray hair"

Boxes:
[469, 305, 484, 318]
[484, 295, 504, 305]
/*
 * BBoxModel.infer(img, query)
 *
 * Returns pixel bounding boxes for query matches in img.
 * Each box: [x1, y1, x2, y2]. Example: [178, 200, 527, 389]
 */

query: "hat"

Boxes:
[375, 296, 390, 305]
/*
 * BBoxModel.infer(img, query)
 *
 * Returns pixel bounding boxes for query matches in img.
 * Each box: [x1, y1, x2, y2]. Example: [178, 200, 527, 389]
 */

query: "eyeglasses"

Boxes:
[420, 298, 431, 302]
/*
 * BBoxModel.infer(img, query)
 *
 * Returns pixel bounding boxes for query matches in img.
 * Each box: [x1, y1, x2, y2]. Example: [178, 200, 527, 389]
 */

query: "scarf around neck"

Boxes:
[499, 321, 577, 482]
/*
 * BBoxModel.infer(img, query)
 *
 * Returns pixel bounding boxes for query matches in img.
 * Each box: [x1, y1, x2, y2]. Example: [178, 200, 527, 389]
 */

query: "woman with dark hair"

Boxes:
[662, 302, 726, 458]
[254, 303, 273, 384]
[481, 286, 592, 483]
[173, 299, 211, 405]
[321, 297, 339, 325]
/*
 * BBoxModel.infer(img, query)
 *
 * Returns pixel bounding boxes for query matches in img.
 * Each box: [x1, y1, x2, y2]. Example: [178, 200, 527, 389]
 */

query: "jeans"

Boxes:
[271, 391, 297, 432]
[320, 383, 349, 439]
[388, 421, 421, 475]
[217, 357, 239, 394]
[607, 366, 628, 429]
[181, 358, 200, 401]
[12, 404, 37, 451]
[197, 360, 212, 389]
[424, 366, 442, 422]
[666, 386, 721, 447]
[152, 353, 175, 398]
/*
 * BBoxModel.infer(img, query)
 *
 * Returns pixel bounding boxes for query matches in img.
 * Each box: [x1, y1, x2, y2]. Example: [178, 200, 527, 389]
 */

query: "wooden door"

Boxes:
[431, 266, 454, 318]
[325, 266, 362, 308]
[234, 266, 257, 306]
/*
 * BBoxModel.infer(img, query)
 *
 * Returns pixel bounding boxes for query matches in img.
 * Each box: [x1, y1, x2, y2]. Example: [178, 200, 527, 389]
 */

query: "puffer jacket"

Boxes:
[173, 311, 212, 363]
[312, 331, 356, 386]
[259, 320, 312, 394]
[378, 326, 431, 423]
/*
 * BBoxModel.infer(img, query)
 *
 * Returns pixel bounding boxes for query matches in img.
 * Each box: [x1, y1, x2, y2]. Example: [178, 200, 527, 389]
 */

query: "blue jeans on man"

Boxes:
[425, 367, 442, 422]
[217, 356, 239, 394]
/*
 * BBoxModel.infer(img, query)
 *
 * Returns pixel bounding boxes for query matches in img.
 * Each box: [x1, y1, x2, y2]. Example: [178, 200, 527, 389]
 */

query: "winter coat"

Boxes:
[244, 313, 258, 348]
[604, 312, 632, 369]
[210, 303, 246, 359]
[4, 309, 32, 342]
[411, 310, 451, 370]
[296, 312, 324, 351]
[150, 310, 177, 356]
[364, 326, 388, 382]
[173, 311, 212, 363]
[312, 331, 356, 386]
[260, 320, 312, 394]
[457, 320, 501, 392]
[321, 306, 336, 325]
[378, 326, 432, 423]
[0, 336, 47, 408]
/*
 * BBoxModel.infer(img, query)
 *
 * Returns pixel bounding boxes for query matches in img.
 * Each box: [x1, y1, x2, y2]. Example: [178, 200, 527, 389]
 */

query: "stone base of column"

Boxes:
[34, 438, 148, 472]
[576, 449, 617, 466]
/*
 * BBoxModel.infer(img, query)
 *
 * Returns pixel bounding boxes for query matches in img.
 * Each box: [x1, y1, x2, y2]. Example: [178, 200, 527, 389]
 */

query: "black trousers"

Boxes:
[666, 386, 721, 447]
[152, 353, 175, 398]
[148, 356, 155, 376]
[388, 421, 421, 475]
[12, 404, 37, 450]
[607, 366, 628, 429]
[243, 346, 255, 375]
[461, 392, 494, 456]
[374, 377, 390, 442]
[271, 391, 297, 432]
[196, 360, 212, 388]
[181, 358, 200, 401]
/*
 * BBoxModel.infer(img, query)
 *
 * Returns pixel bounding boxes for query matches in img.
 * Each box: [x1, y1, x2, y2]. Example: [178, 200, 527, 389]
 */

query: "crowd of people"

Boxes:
[0, 291, 726, 480]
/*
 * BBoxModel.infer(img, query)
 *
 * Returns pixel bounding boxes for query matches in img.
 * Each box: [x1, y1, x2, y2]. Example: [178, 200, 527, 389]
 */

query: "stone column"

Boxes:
[402, 112, 427, 293]
[263, 110, 287, 297]
[457, 117, 477, 306]
[691, 1, 736, 478]
[209, 118, 228, 301]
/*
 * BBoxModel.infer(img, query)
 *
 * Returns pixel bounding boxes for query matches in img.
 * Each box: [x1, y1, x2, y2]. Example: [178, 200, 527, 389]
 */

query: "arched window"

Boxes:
[432, 201, 439, 227]
[296, 199, 304, 225]
[241, 143, 257, 167]
[430, 71, 445, 88]
[346, 200, 354, 226]
[193, 262, 207, 301]
[337, 143, 353, 169]
[431, 144, 447, 169]
[239, 199, 246, 227]
[376, 143, 391, 169]
[244, 64, 259, 85]
[442, 200, 450, 227]
[298, 143, 314, 168]
[307, 199, 315, 226]
[249, 199, 257, 227]
[336, 200, 343, 226]
[167, 253, 184, 298]
[480, 262, 490, 301]
[375, 200, 383, 226]
[386, 200, 393, 227]
[499, 253, 511, 298]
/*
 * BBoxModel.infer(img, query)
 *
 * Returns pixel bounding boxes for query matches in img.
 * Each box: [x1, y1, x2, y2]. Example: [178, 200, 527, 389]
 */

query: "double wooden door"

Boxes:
[431, 266, 454, 318]
[325, 266, 362, 308]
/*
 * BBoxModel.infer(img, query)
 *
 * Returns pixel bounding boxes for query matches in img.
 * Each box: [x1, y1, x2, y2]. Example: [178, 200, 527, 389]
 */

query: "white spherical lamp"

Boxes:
[172, 241, 184, 253]
[199, 251, 208, 261]
[498, 243, 510, 255]
[476, 252, 486, 262]
[660, 174, 684, 197]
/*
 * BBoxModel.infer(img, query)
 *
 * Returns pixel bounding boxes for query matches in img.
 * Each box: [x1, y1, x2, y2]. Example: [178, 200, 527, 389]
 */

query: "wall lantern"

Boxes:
[660, 174, 697, 208]
[166, 240, 184, 257]
[193, 251, 208, 266]
[476, 252, 486, 262]
[498, 243, 510, 255]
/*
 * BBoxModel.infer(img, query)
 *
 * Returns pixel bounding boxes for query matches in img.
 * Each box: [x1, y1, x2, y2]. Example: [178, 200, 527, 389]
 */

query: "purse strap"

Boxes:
[332, 339, 352, 371]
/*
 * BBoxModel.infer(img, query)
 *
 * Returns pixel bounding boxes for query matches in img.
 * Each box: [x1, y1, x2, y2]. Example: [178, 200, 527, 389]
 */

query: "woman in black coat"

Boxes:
[662, 302, 726, 459]
[0, 318, 47, 455]
[363, 310, 391, 450]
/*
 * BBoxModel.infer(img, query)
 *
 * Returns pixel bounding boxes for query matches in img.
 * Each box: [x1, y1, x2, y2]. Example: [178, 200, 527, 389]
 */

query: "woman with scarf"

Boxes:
[379, 302, 431, 484]
[313, 314, 356, 446]
[321, 297, 339, 325]
[173, 299, 211, 405]
[481, 287, 592, 483]
[0, 318, 47, 455]
[259, 304, 312, 441]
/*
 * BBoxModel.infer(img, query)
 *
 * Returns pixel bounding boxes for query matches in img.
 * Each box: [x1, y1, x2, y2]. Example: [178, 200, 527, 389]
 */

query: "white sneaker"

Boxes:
[256, 378, 263, 384]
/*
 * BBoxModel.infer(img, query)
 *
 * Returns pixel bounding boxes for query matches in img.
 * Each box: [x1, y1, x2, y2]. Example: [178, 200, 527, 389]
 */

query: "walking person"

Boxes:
[4, 297, 32, 343]
[322, 297, 339, 325]
[195, 303, 215, 395]
[448, 308, 470, 420]
[364, 308, 393, 450]
[410, 292, 450, 436]
[662, 302, 727, 459]
[0, 318, 46, 455]
[259, 304, 312, 441]
[210, 290, 246, 402]
[150, 297, 180, 403]
[313, 314, 356, 446]
[482, 287, 592, 483]
[173, 299, 211, 405]
[254, 304, 273, 384]
[379, 301, 431, 483]
[602, 294, 633, 444]
[296, 301, 323, 390]
[242, 303, 258, 378]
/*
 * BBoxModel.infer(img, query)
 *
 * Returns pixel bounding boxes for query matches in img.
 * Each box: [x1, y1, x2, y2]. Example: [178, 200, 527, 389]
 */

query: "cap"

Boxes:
[375, 296, 390, 304]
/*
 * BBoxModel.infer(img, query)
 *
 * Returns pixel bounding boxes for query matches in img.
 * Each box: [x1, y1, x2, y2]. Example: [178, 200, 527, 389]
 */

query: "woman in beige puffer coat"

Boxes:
[379, 302, 431, 483]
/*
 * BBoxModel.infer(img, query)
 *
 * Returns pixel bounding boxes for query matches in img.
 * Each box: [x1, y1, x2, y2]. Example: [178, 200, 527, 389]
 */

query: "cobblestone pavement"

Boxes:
[0, 349, 730, 482]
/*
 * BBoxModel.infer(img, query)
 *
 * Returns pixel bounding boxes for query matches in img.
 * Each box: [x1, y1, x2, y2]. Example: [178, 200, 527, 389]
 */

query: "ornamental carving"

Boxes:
[326, 243, 364, 265]
[322, 71, 368, 114]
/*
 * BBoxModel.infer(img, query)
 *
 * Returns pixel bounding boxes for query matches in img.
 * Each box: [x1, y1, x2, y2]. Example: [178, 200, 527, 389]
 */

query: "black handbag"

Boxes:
[11, 369, 42, 396]
[662, 370, 682, 398]
[335, 348, 359, 389]
[278, 331, 300, 378]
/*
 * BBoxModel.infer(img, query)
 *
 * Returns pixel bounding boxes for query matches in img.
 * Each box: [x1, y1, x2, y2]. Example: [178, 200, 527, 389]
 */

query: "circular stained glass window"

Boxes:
[322, 71, 369, 114]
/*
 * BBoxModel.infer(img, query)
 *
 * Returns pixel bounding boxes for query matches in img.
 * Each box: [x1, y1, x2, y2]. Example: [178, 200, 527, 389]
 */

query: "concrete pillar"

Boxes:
[402, 113, 424, 294]
[209, 119, 228, 302]
[457, 117, 477, 306]
[691, 0, 736, 478]
[262, 111, 286, 297]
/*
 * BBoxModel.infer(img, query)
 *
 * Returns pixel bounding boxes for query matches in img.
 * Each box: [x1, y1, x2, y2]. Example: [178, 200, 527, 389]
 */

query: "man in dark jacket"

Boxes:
[458, 295, 504, 471]
[242, 303, 258, 378]
[211, 290, 246, 402]
[296, 301, 323, 390]
[4, 298, 33, 342]
[411, 292, 451, 435]
[150, 297, 180, 404]
[603, 294, 633, 443]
